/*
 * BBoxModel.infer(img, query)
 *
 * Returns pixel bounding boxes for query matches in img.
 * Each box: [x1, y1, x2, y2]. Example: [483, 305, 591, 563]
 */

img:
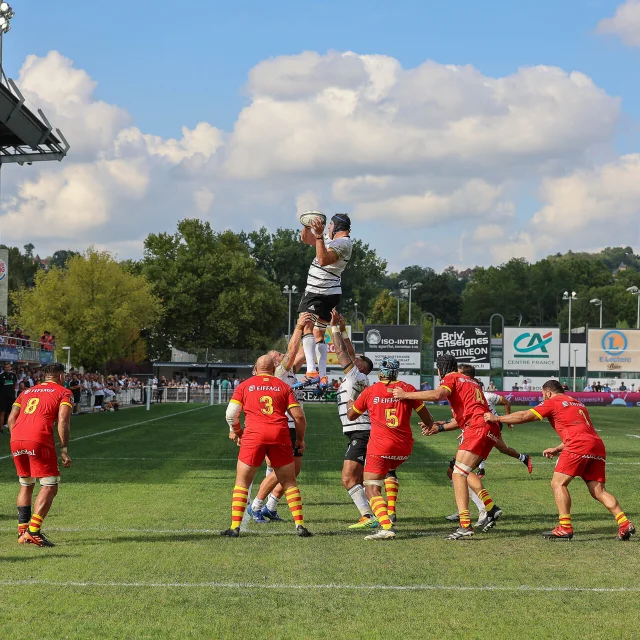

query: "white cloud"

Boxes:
[0, 49, 631, 270]
[597, 1, 640, 47]
[352, 180, 514, 225]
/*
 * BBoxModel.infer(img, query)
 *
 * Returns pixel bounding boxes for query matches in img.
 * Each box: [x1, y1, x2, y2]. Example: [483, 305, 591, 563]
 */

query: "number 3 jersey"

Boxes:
[10, 382, 74, 448]
[352, 380, 424, 456]
[230, 374, 299, 444]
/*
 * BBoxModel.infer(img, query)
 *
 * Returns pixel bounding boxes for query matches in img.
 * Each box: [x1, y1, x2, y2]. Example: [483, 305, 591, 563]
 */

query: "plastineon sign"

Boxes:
[434, 326, 490, 370]
[364, 325, 422, 370]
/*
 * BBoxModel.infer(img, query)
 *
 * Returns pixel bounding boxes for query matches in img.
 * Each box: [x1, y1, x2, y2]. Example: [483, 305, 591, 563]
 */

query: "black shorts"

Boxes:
[298, 292, 341, 322]
[289, 429, 304, 457]
[449, 457, 456, 471]
[0, 396, 15, 415]
[94, 395, 104, 407]
[72, 391, 81, 404]
[344, 430, 370, 464]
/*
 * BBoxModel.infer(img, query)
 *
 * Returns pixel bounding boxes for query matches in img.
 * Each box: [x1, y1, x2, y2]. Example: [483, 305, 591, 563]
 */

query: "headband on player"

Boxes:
[379, 358, 400, 381]
[436, 354, 458, 377]
[331, 213, 351, 234]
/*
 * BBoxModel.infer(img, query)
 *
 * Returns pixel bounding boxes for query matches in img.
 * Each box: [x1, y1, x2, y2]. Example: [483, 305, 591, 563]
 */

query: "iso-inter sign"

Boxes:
[503, 327, 560, 371]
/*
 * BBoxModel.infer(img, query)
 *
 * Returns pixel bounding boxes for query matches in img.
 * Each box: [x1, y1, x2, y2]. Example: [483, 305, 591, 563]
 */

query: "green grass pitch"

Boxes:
[0, 402, 639, 639]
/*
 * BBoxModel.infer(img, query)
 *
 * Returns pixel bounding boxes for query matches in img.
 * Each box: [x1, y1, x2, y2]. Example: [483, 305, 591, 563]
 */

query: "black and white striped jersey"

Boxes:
[337, 366, 371, 433]
[305, 235, 352, 296]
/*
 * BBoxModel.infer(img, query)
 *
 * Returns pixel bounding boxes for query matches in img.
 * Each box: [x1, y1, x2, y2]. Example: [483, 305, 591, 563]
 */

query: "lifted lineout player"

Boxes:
[393, 354, 502, 540]
[486, 379, 635, 541]
[223, 355, 312, 537]
[297, 213, 353, 393]
[347, 359, 434, 540]
[8, 363, 73, 547]
[245, 313, 312, 523]
[329, 309, 381, 530]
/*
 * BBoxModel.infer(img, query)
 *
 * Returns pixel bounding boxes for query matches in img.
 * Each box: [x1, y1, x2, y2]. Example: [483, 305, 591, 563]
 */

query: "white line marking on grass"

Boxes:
[0, 406, 210, 461]
[0, 579, 637, 593]
[626, 434, 640, 439]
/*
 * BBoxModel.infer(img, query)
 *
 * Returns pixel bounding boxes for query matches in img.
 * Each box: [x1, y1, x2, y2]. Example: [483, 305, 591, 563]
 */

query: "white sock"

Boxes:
[478, 460, 486, 470]
[469, 488, 485, 515]
[252, 497, 265, 512]
[302, 334, 316, 374]
[266, 493, 280, 512]
[265, 466, 274, 477]
[519, 454, 527, 463]
[347, 484, 372, 517]
[316, 340, 328, 378]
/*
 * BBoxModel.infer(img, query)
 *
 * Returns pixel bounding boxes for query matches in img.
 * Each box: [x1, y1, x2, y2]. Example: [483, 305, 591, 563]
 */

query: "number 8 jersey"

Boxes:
[230, 374, 299, 443]
[11, 382, 74, 448]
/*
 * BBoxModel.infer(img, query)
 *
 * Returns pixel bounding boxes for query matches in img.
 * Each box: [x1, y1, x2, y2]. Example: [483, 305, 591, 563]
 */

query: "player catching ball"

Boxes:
[297, 211, 352, 393]
[8, 363, 74, 547]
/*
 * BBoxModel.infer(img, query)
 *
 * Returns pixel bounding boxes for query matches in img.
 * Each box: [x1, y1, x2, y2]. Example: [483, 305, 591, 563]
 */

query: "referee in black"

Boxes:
[0, 361, 17, 434]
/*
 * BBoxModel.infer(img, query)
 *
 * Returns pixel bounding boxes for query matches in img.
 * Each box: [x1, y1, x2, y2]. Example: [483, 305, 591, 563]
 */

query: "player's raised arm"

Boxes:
[57, 402, 73, 468]
[281, 312, 313, 371]
[331, 309, 355, 371]
[338, 312, 356, 361]
[310, 217, 340, 267]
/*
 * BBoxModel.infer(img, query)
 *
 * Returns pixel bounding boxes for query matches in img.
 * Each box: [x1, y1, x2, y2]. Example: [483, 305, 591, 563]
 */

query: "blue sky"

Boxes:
[2, 0, 640, 270]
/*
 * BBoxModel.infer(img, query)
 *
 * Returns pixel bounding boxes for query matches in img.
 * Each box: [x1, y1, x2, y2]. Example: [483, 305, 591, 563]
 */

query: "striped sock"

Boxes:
[230, 485, 249, 530]
[559, 514, 572, 530]
[459, 510, 471, 528]
[477, 489, 495, 511]
[369, 495, 393, 530]
[615, 512, 629, 526]
[28, 513, 44, 534]
[285, 486, 305, 527]
[384, 476, 399, 517]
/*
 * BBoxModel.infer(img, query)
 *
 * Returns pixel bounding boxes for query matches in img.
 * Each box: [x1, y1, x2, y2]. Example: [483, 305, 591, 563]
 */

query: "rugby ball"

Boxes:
[299, 210, 327, 228]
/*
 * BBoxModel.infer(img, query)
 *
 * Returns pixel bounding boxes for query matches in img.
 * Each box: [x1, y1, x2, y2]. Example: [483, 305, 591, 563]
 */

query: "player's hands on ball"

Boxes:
[543, 447, 558, 459]
[61, 451, 72, 468]
[391, 387, 407, 400]
[310, 216, 325, 236]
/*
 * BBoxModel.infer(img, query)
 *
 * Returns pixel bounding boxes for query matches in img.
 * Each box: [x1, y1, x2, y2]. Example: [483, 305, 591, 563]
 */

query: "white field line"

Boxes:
[0, 579, 637, 593]
[0, 405, 210, 461]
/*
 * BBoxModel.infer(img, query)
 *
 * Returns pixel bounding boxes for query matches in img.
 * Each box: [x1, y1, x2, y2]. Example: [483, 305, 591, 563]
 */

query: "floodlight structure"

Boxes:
[562, 291, 577, 390]
[0, 5, 70, 167]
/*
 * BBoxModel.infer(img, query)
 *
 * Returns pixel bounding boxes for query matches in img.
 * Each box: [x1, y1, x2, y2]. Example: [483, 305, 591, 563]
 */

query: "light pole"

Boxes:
[627, 286, 640, 329]
[0, 2, 14, 205]
[390, 290, 405, 325]
[62, 346, 71, 373]
[573, 347, 578, 393]
[282, 285, 297, 339]
[563, 291, 577, 384]
[398, 280, 422, 325]
[589, 298, 603, 328]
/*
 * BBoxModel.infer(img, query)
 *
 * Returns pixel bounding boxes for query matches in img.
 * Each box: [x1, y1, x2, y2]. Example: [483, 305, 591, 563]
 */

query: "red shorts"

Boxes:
[10, 440, 60, 478]
[458, 421, 501, 460]
[239, 441, 294, 468]
[364, 454, 408, 476]
[555, 450, 606, 483]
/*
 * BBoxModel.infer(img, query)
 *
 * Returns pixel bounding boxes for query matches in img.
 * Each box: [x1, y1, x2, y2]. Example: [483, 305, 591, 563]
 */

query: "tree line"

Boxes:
[6, 222, 639, 370]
